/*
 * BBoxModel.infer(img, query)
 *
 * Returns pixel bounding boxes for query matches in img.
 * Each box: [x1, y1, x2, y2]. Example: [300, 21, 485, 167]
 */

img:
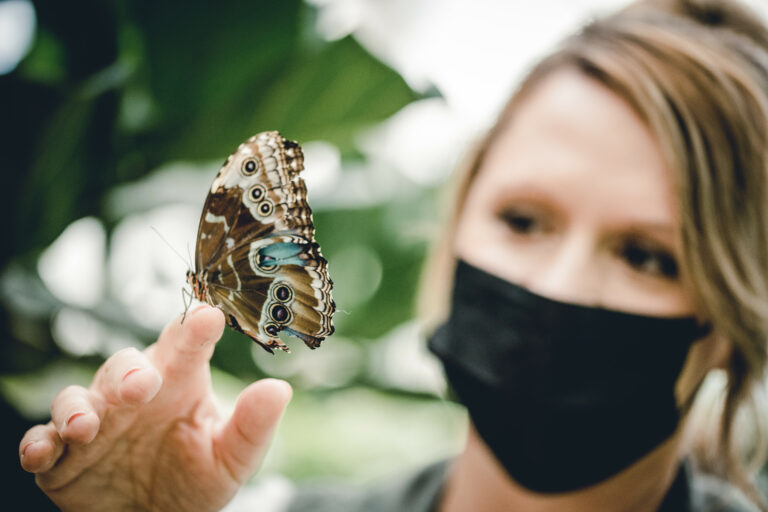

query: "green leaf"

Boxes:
[240, 35, 419, 155]
[130, 1, 417, 163]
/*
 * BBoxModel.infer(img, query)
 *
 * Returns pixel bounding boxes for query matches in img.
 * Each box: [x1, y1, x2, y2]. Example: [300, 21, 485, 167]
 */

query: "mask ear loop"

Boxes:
[678, 324, 721, 417]
[680, 376, 709, 419]
[421, 325, 467, 436]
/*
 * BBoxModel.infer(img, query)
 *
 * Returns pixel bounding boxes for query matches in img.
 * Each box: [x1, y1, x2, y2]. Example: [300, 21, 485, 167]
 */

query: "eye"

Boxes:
[255, 254, 278, 273]
[619, 239, 679, 280]
[265, 323, 280, 336]
[258, 200, 274, 216]
[272, 284, 293, 302]
[241, 158, 260, 175]
[499, 207, 546, 235]
[249, 184, 266, 202]
[270, 303, 292, 324]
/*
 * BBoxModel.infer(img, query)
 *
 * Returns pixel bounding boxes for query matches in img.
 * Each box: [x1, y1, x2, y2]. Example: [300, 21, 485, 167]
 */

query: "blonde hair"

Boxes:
[419, 0, 768, 507]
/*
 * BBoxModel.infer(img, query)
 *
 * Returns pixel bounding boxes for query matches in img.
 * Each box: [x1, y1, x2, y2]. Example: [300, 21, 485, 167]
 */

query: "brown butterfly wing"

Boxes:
[193, 131, 334, 352]
[204, 234, 334, 352]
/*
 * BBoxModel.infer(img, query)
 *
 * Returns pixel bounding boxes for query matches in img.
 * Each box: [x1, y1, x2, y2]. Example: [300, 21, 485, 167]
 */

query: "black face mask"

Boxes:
[427, 259, 710, 493]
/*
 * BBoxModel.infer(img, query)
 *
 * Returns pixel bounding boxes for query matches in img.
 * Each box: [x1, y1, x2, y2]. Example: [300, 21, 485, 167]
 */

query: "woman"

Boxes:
[18, 0, 768, 510]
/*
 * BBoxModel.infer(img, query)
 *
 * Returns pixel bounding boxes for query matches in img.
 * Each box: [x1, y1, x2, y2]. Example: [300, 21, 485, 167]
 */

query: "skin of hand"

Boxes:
[18, 304, 293, 512]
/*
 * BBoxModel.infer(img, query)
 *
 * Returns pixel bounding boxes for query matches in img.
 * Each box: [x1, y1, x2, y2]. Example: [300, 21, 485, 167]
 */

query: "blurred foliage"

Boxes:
[6, 0, 419, 256]
[0, 0, 454, 508]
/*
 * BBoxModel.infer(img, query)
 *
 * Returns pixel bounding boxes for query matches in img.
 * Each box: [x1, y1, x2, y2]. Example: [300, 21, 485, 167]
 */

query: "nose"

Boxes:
[528, 228, 603, 306]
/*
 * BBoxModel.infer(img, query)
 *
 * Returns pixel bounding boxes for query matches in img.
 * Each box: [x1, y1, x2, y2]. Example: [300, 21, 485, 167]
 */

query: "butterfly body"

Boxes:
[188, 131, 335, 353]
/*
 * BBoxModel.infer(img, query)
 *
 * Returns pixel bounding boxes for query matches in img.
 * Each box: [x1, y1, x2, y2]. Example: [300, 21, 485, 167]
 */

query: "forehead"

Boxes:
[477, 68, 677, 227]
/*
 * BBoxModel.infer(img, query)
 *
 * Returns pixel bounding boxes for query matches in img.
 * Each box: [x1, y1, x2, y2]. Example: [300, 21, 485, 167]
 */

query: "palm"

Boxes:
[20, 307, 292, 512]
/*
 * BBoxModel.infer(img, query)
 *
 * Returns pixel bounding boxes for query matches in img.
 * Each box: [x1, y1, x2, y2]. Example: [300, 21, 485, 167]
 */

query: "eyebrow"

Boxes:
[605, 222, 678, 248]
[607, 218, 675, 232]
[493, 186, 678, 241]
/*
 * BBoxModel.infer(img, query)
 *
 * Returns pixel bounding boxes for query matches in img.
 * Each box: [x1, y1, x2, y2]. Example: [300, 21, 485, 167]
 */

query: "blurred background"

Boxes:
[3, 0, 768, 509]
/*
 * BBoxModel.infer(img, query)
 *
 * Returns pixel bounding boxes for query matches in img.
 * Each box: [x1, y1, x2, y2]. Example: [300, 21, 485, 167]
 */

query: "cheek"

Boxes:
[598, 273, 694, 316]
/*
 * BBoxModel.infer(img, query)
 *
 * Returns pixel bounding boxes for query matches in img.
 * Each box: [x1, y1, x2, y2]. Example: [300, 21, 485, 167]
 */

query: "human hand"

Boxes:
[19, 305, 292, 511]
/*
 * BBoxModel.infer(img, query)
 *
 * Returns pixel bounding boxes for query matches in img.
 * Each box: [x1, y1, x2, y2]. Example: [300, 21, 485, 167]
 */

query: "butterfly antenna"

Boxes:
[151, 226, 190, 269]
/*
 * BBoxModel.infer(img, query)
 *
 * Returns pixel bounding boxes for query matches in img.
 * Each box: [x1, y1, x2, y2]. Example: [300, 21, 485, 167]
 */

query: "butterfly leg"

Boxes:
[249, 332, 290, 354]
[266, 338, 291, 353]
[181, 287, 192, 324]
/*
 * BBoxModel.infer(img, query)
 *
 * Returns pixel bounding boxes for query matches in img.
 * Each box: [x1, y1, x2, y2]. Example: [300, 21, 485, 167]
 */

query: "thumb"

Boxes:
[214, 378, 293, 483]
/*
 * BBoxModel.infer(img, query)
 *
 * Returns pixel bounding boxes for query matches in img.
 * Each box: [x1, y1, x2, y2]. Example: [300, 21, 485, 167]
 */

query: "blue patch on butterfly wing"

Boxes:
[259, 242, 307, 267]
[261, 242, 302, 259]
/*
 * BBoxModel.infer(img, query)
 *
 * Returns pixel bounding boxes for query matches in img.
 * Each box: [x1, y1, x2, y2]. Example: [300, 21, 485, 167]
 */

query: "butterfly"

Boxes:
[186, 131, 335, 353]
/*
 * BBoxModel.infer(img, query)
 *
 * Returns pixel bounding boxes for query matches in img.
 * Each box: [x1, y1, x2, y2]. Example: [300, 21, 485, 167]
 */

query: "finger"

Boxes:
[92, 346, 162, 405]
[50, 385, 101, 445]
[214, 379, 293, 482]
[154, 305, 225, 379]
[19, 423, 65, 473]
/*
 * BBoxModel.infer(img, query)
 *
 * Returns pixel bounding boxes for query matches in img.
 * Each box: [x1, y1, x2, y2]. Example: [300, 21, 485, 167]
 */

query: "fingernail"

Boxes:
[191, 305, 208, 316]
[67, 411, 86, 426]
[21, 441, 36, 457]
[122, 367, 142, 382]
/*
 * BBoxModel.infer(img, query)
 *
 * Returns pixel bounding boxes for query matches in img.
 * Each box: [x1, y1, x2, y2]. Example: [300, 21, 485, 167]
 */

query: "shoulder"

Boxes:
[285, 459, 451, 512]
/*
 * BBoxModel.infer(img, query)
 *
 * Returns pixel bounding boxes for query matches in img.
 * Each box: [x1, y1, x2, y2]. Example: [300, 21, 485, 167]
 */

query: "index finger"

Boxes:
[152, 305, 226, 380]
